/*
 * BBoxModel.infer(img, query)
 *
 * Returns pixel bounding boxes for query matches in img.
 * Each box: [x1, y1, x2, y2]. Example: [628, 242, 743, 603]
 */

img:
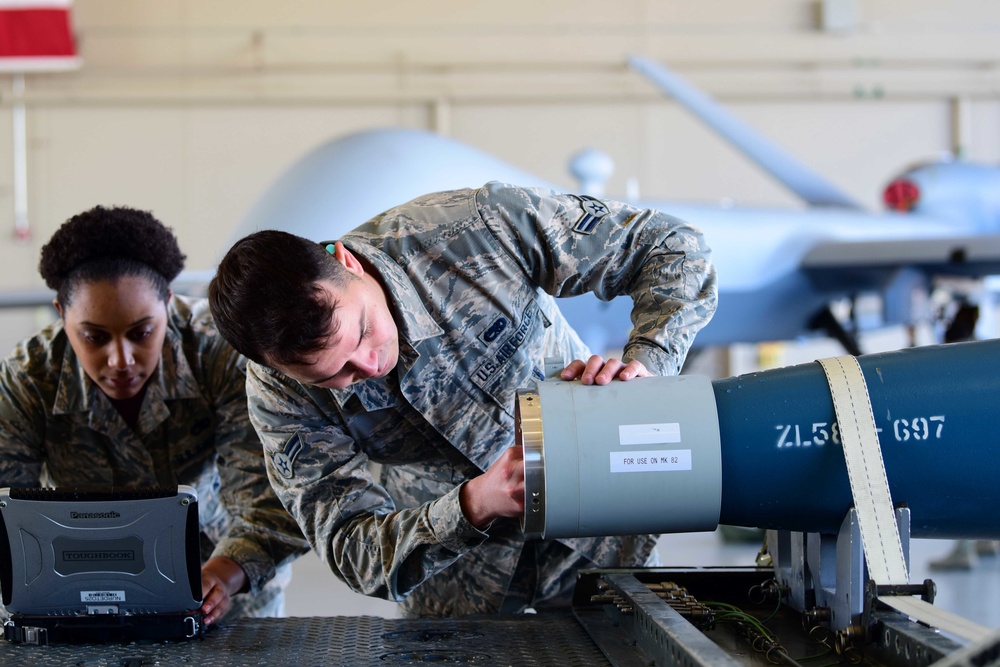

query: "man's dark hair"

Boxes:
[39, 205, 186, 307]
[208, 230, 352, 367]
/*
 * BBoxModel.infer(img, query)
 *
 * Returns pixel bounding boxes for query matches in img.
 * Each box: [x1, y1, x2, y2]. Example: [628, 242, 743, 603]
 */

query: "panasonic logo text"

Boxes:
[70, 511, 121, 519]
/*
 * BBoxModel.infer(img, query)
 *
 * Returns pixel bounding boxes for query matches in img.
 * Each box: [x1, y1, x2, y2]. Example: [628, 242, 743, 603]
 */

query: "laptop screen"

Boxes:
[0, 485, 202, 617]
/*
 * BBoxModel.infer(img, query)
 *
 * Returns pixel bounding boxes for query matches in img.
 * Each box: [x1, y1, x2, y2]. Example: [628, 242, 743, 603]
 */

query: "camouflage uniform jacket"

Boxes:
[248, 182, 718, 617]
[0, 295, 310, 614]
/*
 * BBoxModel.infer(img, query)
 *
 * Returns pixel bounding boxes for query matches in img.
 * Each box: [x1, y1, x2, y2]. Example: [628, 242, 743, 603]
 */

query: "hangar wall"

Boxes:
[0, 0, 998, 293]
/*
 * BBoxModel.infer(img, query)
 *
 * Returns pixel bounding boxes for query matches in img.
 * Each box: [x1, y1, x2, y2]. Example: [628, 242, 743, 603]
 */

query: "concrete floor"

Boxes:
[284, 530, 1000, 631]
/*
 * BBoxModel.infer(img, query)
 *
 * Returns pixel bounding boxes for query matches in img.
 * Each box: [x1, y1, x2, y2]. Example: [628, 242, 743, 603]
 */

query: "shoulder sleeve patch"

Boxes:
[572, 195, 610, 234]
[271, 432, 304, 479]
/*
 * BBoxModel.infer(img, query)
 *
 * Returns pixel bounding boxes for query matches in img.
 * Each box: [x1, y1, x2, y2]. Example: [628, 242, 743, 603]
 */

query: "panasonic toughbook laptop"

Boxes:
[0, 485, 204, 644]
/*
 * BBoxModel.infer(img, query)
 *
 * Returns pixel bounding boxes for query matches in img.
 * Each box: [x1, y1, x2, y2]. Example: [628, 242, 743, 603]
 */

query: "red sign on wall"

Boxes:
[0, 1, 79, 71]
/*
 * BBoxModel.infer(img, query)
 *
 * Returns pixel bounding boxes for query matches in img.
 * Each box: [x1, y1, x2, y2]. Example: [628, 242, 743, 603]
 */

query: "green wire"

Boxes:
[761, 582, 783, 623]
[703, 592, 834, 666]
[797, 650, 835, 662]
[705, 601, 775, 639]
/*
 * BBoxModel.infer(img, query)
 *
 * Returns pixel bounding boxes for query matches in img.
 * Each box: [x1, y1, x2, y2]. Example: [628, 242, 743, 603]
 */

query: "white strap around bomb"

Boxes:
[817, 355, 908, 586]
[818, 355, 991, 643]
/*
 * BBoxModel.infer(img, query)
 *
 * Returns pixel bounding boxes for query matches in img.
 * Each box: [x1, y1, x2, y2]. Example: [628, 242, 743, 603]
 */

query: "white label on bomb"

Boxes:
[610, 450, 691, 473]
[619, 423, 681, 445]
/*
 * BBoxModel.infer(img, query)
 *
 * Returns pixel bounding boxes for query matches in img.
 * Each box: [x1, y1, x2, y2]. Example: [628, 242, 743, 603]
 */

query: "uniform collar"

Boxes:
[339, 240, 444, 344]
[326, 338, 420, 409]
[326, 241, 440, 409]
[52, 323, 202, 416]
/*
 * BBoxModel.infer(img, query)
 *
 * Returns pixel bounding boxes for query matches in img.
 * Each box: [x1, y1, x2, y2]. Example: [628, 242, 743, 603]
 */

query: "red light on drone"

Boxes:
[883, 179, 920, 212]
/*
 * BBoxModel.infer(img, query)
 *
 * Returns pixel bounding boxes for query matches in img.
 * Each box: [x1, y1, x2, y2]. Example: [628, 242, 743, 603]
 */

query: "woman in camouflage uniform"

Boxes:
[0, 207, 309, 625]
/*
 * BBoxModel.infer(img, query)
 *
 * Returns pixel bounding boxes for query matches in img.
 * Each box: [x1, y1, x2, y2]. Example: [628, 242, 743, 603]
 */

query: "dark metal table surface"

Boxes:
[0, 613, 637, 666]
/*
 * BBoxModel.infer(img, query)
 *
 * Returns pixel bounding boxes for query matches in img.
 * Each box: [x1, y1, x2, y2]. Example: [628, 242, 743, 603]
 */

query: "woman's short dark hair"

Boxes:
[39, 206, 186, 306]
[208, 230, 351, 367]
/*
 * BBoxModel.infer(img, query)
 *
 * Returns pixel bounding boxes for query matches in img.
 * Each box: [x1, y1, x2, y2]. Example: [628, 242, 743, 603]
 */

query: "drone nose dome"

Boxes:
[569, 148, 615, 197]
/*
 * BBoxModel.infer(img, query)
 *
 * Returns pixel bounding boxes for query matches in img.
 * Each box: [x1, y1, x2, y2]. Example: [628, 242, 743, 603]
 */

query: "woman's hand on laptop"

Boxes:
[200, 556, 249, 625]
